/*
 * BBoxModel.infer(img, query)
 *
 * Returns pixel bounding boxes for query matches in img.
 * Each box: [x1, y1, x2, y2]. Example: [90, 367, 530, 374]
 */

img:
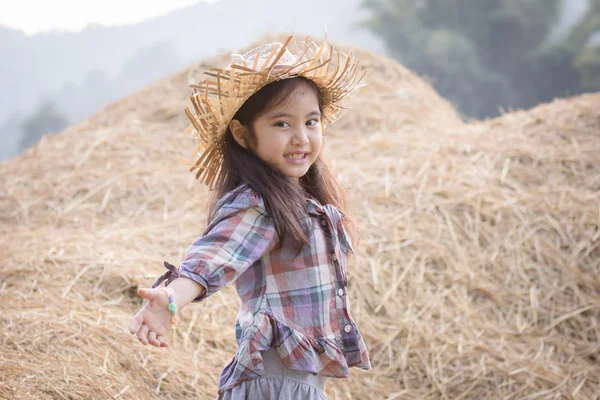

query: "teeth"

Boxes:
[286, 153, 305, 159]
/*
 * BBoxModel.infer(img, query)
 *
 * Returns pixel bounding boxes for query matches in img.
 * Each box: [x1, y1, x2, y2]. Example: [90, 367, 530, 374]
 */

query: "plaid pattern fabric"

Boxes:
[158, 184, 371, 394]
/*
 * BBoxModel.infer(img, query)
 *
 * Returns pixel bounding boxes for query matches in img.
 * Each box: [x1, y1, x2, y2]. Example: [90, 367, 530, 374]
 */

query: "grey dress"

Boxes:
[217, 348, 329, 400]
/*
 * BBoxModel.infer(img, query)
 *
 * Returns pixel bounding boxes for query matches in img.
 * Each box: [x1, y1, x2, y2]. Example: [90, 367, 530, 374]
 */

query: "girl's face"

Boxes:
[232, 80, 323, 184]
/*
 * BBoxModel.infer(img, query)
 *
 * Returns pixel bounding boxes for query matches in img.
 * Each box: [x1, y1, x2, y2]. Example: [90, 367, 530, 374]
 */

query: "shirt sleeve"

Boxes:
[174, 189, 277, 302]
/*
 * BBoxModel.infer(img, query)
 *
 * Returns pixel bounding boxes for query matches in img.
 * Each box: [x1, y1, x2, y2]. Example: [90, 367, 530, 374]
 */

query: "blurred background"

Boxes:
[1, 0, 598, 162]
[2, 3, 599, 398]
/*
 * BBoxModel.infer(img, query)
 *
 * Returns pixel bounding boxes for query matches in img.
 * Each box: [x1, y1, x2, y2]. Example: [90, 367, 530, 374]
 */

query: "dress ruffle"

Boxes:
[219, 311, 367, 394]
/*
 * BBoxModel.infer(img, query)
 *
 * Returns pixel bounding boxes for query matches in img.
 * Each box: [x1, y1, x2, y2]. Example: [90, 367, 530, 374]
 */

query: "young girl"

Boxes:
[129, 35, 371, 399]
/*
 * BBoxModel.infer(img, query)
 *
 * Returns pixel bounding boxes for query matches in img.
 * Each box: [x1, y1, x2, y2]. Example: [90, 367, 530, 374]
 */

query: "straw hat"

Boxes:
[183, 35, 367, 187]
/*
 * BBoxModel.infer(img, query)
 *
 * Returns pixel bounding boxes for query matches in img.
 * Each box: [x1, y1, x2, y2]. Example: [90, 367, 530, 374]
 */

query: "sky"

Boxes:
[0, 0, 218, 36]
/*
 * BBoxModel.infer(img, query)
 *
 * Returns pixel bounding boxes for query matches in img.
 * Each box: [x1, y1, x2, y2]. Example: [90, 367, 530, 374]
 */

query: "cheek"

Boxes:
[256, 131, 285, 160]
[251, 125, 272, 154]
[311, 131, 323, 151]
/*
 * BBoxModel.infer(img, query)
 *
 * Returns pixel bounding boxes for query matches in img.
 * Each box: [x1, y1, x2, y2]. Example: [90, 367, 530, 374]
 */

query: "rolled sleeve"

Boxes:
[175, 189, 277, 302]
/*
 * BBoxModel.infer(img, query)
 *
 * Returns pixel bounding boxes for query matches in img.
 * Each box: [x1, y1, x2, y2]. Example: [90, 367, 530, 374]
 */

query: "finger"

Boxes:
[137, 324, 150, 345]
[129, 313, 143, 335]
[148, 331, 159, 347]
[137, 287, 160, 301]
[157, 335, 169, 347]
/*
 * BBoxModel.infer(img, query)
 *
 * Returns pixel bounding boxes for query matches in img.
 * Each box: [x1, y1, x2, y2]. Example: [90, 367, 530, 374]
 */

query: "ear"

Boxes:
[229, 119, 249, 149]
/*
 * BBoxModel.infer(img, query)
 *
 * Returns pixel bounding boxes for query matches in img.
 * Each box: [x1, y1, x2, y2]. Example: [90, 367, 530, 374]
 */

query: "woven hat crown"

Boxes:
[231, 42, 298, 69]
[184, 35, 366, 187]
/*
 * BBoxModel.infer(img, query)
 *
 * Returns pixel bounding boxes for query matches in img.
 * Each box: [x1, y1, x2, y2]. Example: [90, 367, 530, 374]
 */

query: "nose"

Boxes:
[291, 126, 310, 146]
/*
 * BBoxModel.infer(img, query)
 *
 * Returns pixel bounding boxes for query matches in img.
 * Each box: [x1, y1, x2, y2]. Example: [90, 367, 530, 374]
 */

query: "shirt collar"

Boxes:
[306, 198, 325, 216]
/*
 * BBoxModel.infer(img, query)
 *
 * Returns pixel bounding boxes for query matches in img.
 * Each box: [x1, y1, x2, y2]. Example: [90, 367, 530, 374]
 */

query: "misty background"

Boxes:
[1, 0, 598, 161]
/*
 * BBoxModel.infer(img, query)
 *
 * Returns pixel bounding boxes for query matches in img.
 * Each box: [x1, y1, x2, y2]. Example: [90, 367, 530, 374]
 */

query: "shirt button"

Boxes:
[320, 219, 327, 227]
[338, 288, 344, 296]
[344, 324, 352, 333]
[331, 253, 337, 262]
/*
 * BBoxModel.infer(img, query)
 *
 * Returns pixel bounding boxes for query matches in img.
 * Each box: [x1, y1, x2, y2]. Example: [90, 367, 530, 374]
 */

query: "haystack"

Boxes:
[1, 35, 598, 399]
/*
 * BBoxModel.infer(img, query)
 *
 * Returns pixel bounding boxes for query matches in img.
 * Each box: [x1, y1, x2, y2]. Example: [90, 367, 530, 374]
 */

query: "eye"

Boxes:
[274, 121, 290, 128]
[306, 119, 320, 127]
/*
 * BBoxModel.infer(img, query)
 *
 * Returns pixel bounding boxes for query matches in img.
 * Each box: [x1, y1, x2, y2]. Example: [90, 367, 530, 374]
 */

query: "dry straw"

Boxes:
[1, 34, 598, 399]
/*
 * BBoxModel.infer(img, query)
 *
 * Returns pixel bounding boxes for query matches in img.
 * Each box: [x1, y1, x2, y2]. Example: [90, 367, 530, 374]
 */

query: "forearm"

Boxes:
[168, 277, 206, 310]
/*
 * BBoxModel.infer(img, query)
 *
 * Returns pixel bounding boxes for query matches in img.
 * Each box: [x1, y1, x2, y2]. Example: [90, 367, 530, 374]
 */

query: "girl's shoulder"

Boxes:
[212, 184, 267, 219]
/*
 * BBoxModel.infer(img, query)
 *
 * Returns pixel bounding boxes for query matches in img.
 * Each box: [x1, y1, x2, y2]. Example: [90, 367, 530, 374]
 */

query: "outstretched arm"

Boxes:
[129, 189, 276, 347]
[128, 277, 206, 347]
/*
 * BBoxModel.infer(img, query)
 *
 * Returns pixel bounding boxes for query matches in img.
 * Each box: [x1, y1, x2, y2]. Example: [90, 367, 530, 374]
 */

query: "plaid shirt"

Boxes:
[153, 184, 371, 394]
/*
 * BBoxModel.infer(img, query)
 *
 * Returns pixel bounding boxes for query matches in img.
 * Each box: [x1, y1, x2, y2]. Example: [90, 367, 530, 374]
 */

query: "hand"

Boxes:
[129, 287, 173, 347]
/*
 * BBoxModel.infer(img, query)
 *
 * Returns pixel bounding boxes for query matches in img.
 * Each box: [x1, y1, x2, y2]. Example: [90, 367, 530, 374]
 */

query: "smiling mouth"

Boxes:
[284, 153, 309, 160]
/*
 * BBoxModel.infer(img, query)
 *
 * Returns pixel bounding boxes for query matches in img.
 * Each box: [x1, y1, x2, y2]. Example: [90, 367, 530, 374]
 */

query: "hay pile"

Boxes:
[1, 35, 599, 399]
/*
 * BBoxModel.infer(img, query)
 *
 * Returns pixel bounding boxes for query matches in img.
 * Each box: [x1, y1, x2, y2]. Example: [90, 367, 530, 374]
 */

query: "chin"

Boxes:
[290, 168, 311, 178]
[278, 163, 313, 180]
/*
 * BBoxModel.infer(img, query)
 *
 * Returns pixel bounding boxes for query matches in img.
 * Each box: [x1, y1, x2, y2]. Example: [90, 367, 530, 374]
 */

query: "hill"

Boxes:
[1, 36, 598, 399]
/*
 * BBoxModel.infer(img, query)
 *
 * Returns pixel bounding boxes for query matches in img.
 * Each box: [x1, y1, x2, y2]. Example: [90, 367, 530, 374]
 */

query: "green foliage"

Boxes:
[361, 0, 600, 118]
[567, 0, 600, 90]
[575, 46, 600, 89]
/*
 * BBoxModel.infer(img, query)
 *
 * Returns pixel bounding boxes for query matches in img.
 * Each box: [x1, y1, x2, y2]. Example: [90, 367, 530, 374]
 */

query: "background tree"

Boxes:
[19, 102, 69, 151]
[566, 0, 600, 90]
[361, 0, 600, 119]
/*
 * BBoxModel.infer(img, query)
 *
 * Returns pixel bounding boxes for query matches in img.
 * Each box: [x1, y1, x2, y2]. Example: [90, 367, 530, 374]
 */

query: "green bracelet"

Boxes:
[159, 286, 180, 328]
